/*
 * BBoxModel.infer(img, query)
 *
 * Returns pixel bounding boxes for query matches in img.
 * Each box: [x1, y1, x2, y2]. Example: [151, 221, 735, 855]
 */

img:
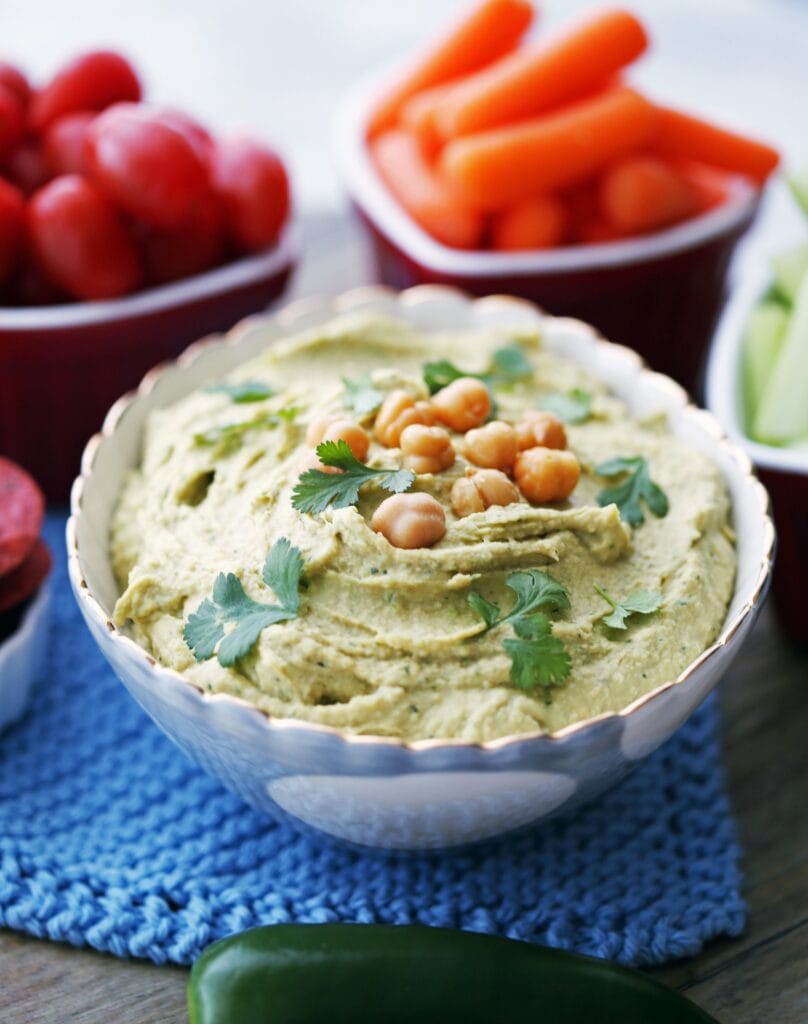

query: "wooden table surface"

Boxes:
[2, 214, 806, 1023]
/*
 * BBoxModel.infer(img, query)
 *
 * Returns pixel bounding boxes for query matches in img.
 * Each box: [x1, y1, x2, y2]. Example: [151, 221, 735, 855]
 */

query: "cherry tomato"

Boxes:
[27, 174, 141, 300]
[86, 104, 210, 228]
[155, 108, 213, 167]
[138, 193, 224, 284]
[211, 138, 290, 251]
[0, 179, 24, 282]
[4, 141, 49, 195]
[42, 111, 94, 176]
[30, 50, 141, 132]
[0, 63, 30, 108]
[0, 83, 24, 162]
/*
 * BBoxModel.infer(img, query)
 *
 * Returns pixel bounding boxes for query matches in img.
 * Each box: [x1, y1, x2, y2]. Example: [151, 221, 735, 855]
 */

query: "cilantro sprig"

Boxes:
[205, 380, 275, 404]
[595, 456, 669, 527]
[594, 584, 663, 630]
[342, 374, 384, 417]
[423, 343, 532, 395]
[468, 570, 571, 693]
[184, 538, 303, 667]
[292, 439, 415, 514]
[194, 407, 298, 449]
[538, 388, 592, 424]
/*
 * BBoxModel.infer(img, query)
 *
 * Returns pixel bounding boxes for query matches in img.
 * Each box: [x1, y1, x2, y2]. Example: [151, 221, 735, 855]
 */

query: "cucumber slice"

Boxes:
[788, 168, 808, 218]
[742, 302, 788, 426]
[786, 436, 808, 451]
[772, 242, 808, 304]
[754, 271, 808, 443]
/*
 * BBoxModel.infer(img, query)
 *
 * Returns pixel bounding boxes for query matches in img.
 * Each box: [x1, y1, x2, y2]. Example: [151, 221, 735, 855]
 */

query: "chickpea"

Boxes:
[371, 492, 446, 549]
[451, 469, 520, 517]
[374, 391, 437, 447]
[463, 420, 518, 469]
[400, 424, 456, 475]
[307, 416, 370, 461]
[514, 447, 580, 504]
[432, 377, 491, 433]
[515, 411, 567, 451]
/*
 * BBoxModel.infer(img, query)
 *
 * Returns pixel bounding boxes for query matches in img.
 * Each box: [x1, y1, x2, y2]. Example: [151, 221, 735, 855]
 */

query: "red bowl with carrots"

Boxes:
[336, 1, 778, 393]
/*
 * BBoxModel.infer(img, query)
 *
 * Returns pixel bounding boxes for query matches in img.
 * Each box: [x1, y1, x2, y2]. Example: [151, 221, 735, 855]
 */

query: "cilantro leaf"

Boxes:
[342, 374, 384, 416]
[538, 388, 592, 424]
[594, 584, 663, 630]
[291, 439, 416, 514]
[595, 456, 669, 527]
[467, 569, 571, 692]
[503, 613, 572, 691]
[422, 343, 532, 395]
[183, 539, 303, 667]
[206, 380, 275, 404]
[194, 408, 298, 449]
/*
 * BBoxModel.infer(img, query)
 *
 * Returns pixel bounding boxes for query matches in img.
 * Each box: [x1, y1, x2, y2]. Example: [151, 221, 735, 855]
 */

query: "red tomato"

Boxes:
[0, 63, 30, 108]
[138, 193, 224, 284]
[86, 104, 210, 228]
[211, 138, 290, 251]
[0, 178, 24, 282]
[30, 51, 141, 133]
[0, 83, 24, 162]
[5, 141, 49, 194]
[155, 108, 213, 167]
[27, 174, 141, 300]
[42, 111, 94, 176]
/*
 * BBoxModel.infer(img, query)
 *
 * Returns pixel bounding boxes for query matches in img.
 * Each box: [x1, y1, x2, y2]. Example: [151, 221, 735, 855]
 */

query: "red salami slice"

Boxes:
[0, 457, 45, 576]
[0, 539, 51, 613]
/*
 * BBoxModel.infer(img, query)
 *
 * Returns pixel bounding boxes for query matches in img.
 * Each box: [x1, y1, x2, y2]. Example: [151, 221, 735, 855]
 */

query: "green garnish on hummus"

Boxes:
[110, 313, 736, 741]
[594, 584, 663, 631]
[423, 342, 531, 395]
[539, 389, 592, 424]
[205, 380, 275, 404]
[342, 374, 384, 416]
[291, 440, 416, 514]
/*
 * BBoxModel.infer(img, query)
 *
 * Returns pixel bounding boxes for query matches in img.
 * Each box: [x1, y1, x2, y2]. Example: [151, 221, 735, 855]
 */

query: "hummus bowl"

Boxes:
[68, 287, 774, 850]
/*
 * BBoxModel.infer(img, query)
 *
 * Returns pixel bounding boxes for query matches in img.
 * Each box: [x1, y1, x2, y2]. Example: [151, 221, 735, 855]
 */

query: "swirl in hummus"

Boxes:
[111, 313, 736, 741]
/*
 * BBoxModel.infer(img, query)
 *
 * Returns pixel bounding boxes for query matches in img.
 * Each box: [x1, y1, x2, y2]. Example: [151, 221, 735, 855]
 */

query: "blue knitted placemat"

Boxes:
[0, 515, 745, 966]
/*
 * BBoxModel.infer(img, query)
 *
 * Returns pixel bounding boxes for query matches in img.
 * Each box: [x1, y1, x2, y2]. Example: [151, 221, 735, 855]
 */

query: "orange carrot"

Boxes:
[440, 86, 659, 209]
[598, 155, 698, 233]
[370, 129, 484, 248]
[491, 197, 566, 250]
[654, 106, 779, 185]
[367, 0, 534, 138]
[401, 81, 460, 156]
[577, 217, 623, 244]
[676, 160, 731, 213]
[432, 8, 648, 140]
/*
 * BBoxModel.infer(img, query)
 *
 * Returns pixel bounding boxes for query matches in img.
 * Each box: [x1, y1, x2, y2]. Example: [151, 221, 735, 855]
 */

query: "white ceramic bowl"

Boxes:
[708, 272, 807, 642]
[68, 287, 774, 850]
[0, 582, 50, 733]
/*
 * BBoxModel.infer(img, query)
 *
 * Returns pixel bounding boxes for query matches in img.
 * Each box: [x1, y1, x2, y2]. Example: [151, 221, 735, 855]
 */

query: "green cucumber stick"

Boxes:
[754, 270, 808, 443]
[772, 243, 808, 304]
[742, 302, 788, 426]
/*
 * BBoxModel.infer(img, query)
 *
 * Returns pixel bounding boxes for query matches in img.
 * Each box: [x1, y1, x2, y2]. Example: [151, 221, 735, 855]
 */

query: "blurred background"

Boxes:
[6, 0, 807, 237]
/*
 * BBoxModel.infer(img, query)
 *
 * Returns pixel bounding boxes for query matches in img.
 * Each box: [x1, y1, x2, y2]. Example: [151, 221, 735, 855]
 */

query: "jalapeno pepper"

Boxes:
[187, 923, 719, 1024]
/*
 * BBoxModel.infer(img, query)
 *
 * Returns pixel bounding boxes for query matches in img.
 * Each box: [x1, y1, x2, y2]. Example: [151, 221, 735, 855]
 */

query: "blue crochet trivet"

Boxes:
[0, 516, 746, 966]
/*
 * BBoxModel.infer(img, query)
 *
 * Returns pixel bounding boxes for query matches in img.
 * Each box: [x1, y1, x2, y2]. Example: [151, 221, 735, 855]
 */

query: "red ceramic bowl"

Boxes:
[335, 79, 760, 395]
[707, 271, 806, 645]
[0, 228, 296, 501]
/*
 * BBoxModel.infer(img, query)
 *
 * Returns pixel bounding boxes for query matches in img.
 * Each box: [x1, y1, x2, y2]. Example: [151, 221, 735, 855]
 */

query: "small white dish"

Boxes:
[0, 582, 50, 733]
[68, 287, 774, 850]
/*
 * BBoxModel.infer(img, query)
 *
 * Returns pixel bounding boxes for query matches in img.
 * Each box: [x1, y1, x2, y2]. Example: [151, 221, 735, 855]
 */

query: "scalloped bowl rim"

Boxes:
[334, 73, 760, 277]
[0, 222, 298, 332]
[68, 285, 774, 755]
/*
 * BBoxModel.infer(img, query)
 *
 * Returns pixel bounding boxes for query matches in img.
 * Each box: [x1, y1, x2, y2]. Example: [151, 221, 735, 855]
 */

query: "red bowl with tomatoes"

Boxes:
[0, 52, 296, 500]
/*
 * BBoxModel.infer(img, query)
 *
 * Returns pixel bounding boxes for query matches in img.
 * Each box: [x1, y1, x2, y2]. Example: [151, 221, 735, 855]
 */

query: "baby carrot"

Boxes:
[654, 105, 779, 185]
[491, 196, 566, 250]
[432, 8, 648, 140]
[598, 155, 698, 233]
[440, 86, 659, 209]
[401, 81, 459, 156]
[367, 0, 534, 138]
[676, 160, 731, 213]
[370, 129, 484, 248]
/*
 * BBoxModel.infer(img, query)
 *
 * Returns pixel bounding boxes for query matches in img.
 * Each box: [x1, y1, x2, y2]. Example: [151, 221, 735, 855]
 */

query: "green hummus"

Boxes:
[111, 313, 735, 741]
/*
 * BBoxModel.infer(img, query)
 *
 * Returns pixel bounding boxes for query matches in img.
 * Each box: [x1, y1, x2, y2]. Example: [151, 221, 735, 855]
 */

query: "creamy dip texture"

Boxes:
[111, 313, 736, 741]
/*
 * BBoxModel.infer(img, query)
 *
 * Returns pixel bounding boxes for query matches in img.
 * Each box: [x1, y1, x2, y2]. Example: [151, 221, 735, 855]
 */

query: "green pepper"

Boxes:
[188, 924, 720, 1024]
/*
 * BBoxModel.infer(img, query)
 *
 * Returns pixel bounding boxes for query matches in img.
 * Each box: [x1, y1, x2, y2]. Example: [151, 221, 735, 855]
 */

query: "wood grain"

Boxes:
[1, 215, 805, 1023]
